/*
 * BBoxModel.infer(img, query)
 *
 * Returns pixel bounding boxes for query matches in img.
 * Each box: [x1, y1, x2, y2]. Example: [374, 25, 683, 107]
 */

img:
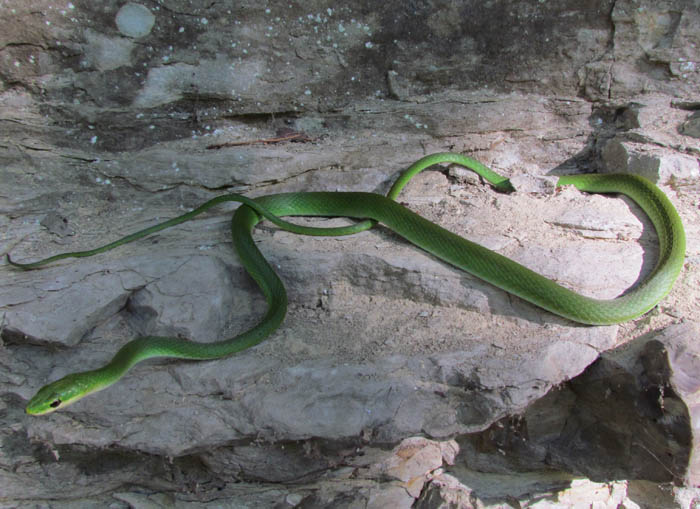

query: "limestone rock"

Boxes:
[1, 0, 698, 507]
[600, 138, 699, 182]
[681, 111, 700, 139]
[456, 323, 700, 486]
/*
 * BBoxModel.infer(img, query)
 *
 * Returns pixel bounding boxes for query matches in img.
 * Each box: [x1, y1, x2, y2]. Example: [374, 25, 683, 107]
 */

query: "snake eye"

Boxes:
[50, 399, 62, 408]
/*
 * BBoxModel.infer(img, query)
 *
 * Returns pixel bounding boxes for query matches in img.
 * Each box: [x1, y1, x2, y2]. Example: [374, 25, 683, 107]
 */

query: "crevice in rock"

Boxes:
[455, 324, 695, 486]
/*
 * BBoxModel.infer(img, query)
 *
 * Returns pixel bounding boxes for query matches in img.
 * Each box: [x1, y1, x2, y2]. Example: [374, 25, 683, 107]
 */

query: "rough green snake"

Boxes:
[7, 153, 685, 415]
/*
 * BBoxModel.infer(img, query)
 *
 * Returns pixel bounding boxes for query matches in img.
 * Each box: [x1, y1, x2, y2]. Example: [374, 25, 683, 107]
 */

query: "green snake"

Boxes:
[7, 153, 685, 415]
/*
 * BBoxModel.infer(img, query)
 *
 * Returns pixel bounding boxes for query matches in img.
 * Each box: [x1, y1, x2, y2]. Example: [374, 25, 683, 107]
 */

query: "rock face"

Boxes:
[1, 0, 698, 507]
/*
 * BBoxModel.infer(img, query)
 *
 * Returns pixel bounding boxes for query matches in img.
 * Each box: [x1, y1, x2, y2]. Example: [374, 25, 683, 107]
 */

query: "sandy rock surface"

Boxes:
[1, 0, 699, 507]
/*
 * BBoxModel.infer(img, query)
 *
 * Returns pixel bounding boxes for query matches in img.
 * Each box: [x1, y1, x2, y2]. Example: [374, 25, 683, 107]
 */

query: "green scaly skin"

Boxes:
[7, 153, 685, 415]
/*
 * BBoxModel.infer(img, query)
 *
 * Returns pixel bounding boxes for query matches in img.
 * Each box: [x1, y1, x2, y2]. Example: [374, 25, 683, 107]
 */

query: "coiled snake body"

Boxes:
[8, 153, 685, 415]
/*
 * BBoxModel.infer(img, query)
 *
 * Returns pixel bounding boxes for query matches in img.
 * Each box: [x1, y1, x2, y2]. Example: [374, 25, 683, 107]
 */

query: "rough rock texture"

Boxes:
[1, 0, 699, 507]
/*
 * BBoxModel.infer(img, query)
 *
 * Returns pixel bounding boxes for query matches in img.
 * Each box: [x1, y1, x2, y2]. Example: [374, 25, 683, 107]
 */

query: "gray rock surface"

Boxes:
[1, 0, 699, 507]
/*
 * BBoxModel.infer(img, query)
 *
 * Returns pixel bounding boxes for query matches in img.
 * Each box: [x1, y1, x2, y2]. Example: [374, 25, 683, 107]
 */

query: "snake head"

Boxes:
[26, 373, 94, 415]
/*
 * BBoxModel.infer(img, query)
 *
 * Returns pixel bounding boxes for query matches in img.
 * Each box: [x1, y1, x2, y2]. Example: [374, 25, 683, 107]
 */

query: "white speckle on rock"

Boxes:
[115, 3, 155, 38]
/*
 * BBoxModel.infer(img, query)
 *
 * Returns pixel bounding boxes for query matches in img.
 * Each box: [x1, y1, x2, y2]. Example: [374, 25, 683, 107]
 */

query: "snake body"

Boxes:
[8, 153, 685, 415]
